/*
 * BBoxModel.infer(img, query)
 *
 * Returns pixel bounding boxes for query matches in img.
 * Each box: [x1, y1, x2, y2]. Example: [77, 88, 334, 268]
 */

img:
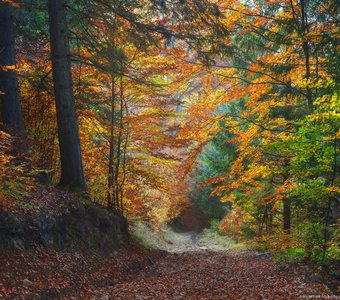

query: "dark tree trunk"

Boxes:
[300, 0, 313, 111]
[107, 76, 116, 208]
[114, 76, 124, 211]
[283, 198, 291, 233]
[48, 0, 86, 191]
[0, 3, 25, 136]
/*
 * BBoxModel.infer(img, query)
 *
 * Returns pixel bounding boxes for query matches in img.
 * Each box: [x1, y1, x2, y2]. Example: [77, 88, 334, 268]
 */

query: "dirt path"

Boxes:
[93, 251, 331, 300]
[149, 230, 228, 253]
[130, 223, 239, 253]
[0, 227, 336, 299]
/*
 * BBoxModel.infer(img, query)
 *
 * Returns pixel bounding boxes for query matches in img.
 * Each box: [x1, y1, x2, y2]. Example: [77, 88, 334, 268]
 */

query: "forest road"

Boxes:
[156, 230, 231, 253]
[131, 222, 236, 253]
[1, 226, 332, 299]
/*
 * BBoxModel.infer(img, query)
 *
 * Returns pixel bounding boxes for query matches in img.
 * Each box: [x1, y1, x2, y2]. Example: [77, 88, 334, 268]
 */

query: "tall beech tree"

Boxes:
[0, 2, 25, 136]
[48, 0, 86, 191]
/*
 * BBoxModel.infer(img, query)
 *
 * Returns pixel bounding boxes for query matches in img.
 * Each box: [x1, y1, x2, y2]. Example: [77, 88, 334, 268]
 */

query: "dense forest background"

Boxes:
[0, 0, 339, 268]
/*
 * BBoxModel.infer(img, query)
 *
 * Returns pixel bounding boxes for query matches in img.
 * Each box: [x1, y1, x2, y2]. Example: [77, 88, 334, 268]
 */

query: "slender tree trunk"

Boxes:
[302, 41, 313, 110]
[283, 198, 291, 233]
[322, 133, 338, 260]
[0, 3, 25, 136]
[107, 76, 116, 209]
[119, 96, 129, 213]
[48, 0, 86, 191]
[114, 76, 124, 210]
[299, 0, 313, 111]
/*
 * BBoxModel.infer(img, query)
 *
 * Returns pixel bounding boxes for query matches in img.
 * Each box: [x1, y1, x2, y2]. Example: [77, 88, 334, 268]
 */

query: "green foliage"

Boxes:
[189, 1, 339, 266]
[190, 103, 239, 220]
[18, 201, 39, 210]
[0, 175, 28, 200]
[274, 248, 305, 262]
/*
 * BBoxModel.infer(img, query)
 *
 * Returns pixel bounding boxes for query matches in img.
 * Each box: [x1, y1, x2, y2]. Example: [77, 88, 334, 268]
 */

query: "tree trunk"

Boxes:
[299, 0, 313, 111]
[114, 76, 124, 211]
[48, 0, 86, 191]
[283, 198, 291, 233]
[107, 76, 116, 208]
[0, 3, 25, 136]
